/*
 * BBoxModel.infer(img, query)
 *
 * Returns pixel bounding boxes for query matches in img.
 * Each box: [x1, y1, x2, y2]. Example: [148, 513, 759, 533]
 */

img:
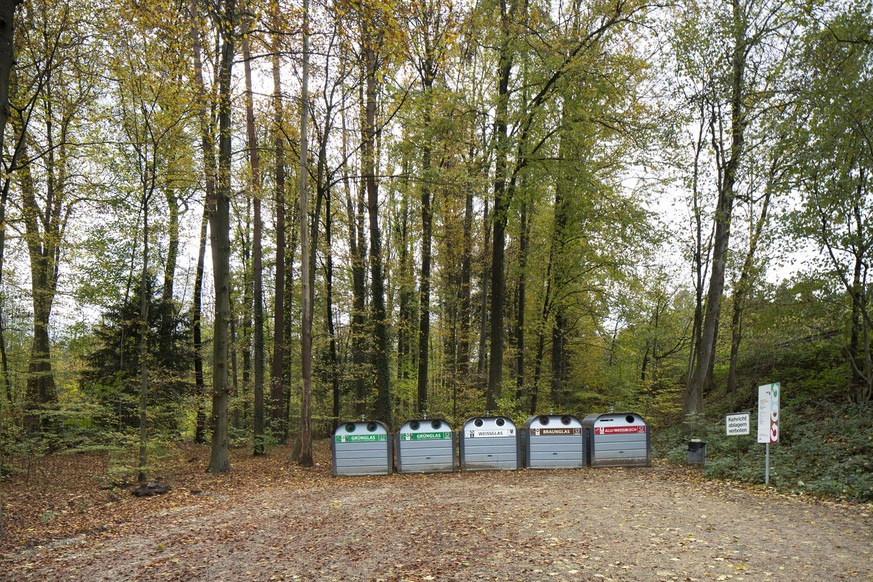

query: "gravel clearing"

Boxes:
[4, 462, 871, 581]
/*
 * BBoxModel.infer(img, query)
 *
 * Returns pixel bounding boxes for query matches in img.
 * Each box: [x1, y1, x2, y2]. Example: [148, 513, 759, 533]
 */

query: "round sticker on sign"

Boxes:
[770, 384, 779, 442]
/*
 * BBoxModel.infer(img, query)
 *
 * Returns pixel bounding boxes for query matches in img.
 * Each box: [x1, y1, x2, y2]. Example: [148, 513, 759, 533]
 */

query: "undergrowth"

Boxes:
[653, 401, 873, 502]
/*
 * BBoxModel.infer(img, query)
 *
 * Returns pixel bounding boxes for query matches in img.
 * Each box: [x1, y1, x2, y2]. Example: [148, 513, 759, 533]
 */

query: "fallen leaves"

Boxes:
[1, 444, 871, 581]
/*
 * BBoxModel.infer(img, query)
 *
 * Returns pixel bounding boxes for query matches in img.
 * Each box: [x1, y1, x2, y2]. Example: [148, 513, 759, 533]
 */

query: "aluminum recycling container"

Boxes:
[332, 420, 393, 476]
[581, 413, 650, 467]
[396, 419, 456, 473]
[459, 416, 520, 471]
[523, 414, 586, 469]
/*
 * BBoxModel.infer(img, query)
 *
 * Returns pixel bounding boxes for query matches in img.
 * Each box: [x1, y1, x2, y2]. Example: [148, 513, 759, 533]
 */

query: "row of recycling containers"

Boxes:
[332, 413, 650, 476]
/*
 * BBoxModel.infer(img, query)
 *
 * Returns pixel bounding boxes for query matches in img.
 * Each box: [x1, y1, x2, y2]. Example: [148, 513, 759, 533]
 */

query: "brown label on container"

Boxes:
[531, 428, 581, 436]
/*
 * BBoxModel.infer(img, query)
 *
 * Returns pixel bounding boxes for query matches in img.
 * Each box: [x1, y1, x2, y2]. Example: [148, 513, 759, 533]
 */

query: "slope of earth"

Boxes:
[1, 445, 870, 581]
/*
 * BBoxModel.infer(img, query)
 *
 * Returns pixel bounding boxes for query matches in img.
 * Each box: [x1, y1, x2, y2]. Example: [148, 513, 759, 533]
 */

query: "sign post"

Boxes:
[757, 383, 780, 485]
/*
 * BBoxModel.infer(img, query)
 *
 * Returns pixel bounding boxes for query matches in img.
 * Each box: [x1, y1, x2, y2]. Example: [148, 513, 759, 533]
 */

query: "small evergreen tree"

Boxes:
[80, 278, 192, 434]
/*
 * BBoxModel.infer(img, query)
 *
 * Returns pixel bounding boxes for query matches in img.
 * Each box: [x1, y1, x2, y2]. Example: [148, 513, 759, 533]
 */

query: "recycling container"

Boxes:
[396, 419, 456, 473]
[524, 414, 586, 469]
[332, 420, 393, 476]
[459, 416, 520, 471]
[581, 412, 650, 468]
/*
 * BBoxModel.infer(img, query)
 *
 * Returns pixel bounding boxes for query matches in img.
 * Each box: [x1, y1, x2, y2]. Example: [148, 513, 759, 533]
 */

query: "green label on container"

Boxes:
[335, 434, 387, 443]
[401, 431, 452, 441]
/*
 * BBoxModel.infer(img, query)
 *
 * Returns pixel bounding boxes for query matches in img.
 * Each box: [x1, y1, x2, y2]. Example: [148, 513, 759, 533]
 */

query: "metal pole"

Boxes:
[736, 438, 740, 469]
[765, 442, 770, 485]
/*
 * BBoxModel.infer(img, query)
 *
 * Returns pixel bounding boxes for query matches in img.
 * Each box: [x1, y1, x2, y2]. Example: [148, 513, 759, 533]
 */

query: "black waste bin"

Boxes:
[687, 440, 706, 465]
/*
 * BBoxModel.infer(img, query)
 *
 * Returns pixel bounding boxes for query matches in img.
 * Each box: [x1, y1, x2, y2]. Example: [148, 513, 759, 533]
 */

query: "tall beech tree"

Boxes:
[399, 0, 458, 415]
[679, 0, 794, 427]
[789, 3, 873, 403]
[0, 0, 22, 537]
[206, 0, 236, 473]
[188, 0, 218, 445]
[297, 0, 313, 465]
[241, 4, 266, 456]
[14, 0, 101, 433]
[341, 74, 369, 417]
[484, 0, 646, 409]
[360, 0, 393, 426]
[106, 0, 197, 482]
[269, 0, 290, 440]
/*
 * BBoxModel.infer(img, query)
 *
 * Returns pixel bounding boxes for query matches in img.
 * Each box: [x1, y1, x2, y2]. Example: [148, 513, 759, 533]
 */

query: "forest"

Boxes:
[0, 0, 870, 508]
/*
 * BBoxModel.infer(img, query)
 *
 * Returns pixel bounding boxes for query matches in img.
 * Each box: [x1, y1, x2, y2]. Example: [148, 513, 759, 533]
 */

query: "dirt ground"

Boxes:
[2, 444, 871, 581]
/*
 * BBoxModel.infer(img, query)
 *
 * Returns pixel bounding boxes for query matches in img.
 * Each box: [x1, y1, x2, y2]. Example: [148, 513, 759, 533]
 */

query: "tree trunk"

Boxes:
[396, 154, 414, 382]
[416, 39, 437, 415]
[207, 0, 235, 474]
[0, 3, 12, 535]
[325, 184, 340, 432]
[234, 194, 252, 432]
[486, 0, 515, 410]
[192, 205, 209, 444]
[297, 0, 313, 466]
[684, 0, 748, 429]
[242, 20, 266, 456]
[283, 190, 298, 431]
[158, 189, 179, 364]
[269, 1, 288, 440]
[343, 111, 368, 416]
[685, 110, 708, 394]
[458, 179, 474, 373]
[0, 179, 11, 408]
[417, 141, 433, 415]
[515, 197, 529, 404]
[548, 149, 570, 410]
[477, 197, 490, 381]
[189, 0, 216, 446]
[845, 197, 872, 403]
[137, 196, 150, 483]
[530, 229, 554, 416]
[727, 184, 772, 394]
[0, 1, 18, 146]
[362, 17, 392, 426]
[19, 138, 58, 435]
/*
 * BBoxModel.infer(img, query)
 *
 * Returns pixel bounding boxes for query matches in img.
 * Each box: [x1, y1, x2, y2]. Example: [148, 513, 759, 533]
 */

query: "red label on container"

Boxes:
[594, 426, 646, 435]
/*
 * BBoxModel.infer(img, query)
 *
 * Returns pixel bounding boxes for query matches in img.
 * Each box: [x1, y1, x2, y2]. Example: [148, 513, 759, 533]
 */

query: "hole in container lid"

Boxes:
[367, 422, 378, 432]
[474, 418, 484, 427]
[345, 423, 356, 432]
[539, 416, 550, 425]
[561, 415, 571, 425]
[626, 415, 635, 424]
[496, 418, 505, 426]
[431, 420, 442, 430]
[410, 420, 420, 430]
